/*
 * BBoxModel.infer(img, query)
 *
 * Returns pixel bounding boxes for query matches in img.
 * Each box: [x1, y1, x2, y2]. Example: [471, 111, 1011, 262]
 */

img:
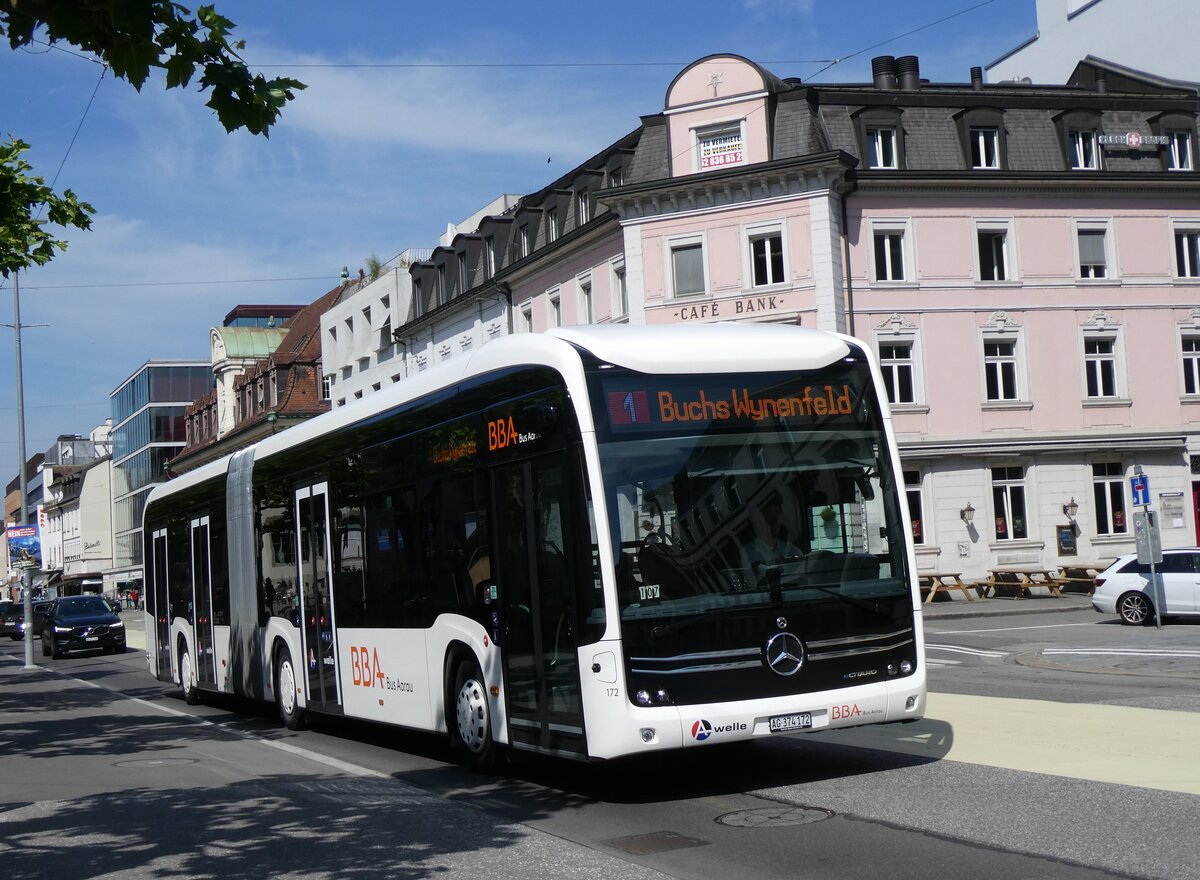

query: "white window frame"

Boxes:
[744, 221, 788, 289]
[520, 302, 534, 333]
[576, 190, 591, 225]
[692, 119, 746, 173]
[484, 236, 495, 278]
[866, 126, 897, 169]
[1074, 220, 1113, 281]
[547, 208, 559, 242]
[519, 225, 531, 259]
[436, 265, 447, 306]
[1082, 331, 1124, 400]
[1174, 224, 1200, 279]
[877, 336, 921, 405]
[413, 278, 424, 318]
[981, 332, 1024, 403]
[991, 465, 1029, 541]
[1181, 332, 1200, 396]
[665, 233, 708, 299]
[457, 252, 468, 292]
[547, 288, 562, 328]
[1070, 129, 1102, 170]
[969, 126, 1000, 169]
[975, 220, 1014, 283]
[1166, 131, 1193, 171]
[903, 469, 926, 546]
[870, 219, 913, 284]
[1092, 462, 1128, 535]
[577, 273, 593, 324]
[611, 258, 628, 320]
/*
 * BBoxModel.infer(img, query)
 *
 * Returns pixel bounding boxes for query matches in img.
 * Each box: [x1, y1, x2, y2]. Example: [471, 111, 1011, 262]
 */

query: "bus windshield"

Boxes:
[589, 361, 910, 626]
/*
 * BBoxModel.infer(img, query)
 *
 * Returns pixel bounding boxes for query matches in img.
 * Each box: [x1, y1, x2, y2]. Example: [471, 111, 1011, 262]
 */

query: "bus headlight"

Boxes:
[636, 690, 652, 706]
[640, 728, 656, 743]
[899, 660, 913, 674]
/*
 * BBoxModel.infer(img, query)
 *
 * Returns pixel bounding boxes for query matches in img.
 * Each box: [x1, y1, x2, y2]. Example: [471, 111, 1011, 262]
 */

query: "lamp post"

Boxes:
[6, 271, 38, 669]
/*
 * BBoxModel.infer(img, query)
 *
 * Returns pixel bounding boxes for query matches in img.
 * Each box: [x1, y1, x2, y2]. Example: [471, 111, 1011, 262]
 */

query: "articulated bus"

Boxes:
[142, 323, 925, 767]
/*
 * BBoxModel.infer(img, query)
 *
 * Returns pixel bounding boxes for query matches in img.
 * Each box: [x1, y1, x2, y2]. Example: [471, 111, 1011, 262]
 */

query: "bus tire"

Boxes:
[179, 649, 201, 705]
[275, 649, 307, 730]
[451, 656, 496, 771]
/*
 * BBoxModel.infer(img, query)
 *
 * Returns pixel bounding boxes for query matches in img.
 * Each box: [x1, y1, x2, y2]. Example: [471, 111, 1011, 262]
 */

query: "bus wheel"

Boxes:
[452, 657, 496, 771]
[275, 650, 307, 731]
[179, 649, 201, 705]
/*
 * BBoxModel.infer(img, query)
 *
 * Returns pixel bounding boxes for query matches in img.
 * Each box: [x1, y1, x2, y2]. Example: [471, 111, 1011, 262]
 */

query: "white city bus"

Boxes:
[142, 323, 925, 766]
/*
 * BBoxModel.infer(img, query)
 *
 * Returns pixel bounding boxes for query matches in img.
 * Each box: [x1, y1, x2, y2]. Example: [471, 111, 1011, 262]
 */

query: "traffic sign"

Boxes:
[1130, 474, 1150, 506]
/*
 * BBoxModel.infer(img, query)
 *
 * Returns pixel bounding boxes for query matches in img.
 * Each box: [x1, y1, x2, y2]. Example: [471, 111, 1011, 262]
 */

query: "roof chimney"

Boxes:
[896, 55, 920, 91]
[871, 55, 897, 90]
[970, 66, 984, 91]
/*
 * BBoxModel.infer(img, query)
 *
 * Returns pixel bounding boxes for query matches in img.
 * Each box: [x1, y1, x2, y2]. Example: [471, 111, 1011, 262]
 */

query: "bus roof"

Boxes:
[145, 324, 856, 505]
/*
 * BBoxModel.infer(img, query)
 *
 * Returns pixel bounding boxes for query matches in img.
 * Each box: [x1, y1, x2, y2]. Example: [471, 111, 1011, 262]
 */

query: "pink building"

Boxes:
[368, 53, 1200, 579]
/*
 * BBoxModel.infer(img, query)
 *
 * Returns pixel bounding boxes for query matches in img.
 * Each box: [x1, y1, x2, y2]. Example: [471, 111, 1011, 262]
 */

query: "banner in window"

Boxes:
[698, 129, 744, 169]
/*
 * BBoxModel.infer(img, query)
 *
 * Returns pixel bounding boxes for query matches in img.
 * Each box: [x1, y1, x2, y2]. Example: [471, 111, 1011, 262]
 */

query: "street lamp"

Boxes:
[960, 502, 976, 524]
[1063, 497, 1079, 519]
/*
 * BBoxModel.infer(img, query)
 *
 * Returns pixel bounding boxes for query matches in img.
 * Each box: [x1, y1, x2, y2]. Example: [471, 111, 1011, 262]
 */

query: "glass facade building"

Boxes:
[109, 362, 212, 578]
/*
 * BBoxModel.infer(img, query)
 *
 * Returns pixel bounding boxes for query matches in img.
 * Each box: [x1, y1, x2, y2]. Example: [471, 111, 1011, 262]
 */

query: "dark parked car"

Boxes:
[0, 600, 12, 637]
[40, 595, 127, 658]
[3, 599, 52, 640]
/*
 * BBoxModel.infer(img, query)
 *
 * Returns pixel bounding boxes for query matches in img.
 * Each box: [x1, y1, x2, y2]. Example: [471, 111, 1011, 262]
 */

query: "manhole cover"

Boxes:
[114, 758, 199, 768]
[716, 805, 832, 828]
[606, 830, 709, 855]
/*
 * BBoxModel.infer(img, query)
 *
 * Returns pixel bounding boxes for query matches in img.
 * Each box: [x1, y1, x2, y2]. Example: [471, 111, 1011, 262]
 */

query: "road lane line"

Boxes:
[926, 643, 1007, 657]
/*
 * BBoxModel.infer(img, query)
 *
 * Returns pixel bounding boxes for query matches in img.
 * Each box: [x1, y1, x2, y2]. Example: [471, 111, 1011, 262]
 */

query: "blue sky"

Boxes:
[0, 0, 1037, 466]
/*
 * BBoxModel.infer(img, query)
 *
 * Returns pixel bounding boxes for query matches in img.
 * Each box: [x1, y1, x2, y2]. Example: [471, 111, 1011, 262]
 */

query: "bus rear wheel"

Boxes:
[275, 649, 307, 730]
[452, 657, 496, 771]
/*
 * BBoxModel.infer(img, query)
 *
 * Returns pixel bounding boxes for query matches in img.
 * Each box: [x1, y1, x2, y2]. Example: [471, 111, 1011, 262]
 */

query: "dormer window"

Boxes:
[853, 108, 905, 170]
[576, 191, 591, 225]
[1167, 131, 1193, 171]
[867, 127, 897, 169]
[954, 108, 1007, 171]
[694, 121, 745, 171]
[547, 208, 559, 242]
[1070, 129, 1101, 170]
[1055, 109, 1104, 172]
[970, 128, 1000, 169]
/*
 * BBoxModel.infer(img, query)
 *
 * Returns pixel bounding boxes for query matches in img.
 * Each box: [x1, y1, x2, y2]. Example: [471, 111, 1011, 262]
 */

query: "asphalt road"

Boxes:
[1, 600, 1197, 880]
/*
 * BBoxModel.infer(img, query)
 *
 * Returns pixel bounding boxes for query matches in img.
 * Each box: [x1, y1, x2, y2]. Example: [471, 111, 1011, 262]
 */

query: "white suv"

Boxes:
[1092, 549, 1200, 625]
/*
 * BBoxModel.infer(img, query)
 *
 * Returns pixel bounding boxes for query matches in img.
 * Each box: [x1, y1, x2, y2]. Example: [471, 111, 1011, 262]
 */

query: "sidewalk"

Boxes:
[0, 652, 674, 880]
[919, 591, 1095, 620]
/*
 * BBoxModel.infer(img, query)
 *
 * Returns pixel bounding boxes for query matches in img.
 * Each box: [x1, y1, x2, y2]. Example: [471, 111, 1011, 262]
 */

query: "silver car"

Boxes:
[1092, 549, 1200, 625]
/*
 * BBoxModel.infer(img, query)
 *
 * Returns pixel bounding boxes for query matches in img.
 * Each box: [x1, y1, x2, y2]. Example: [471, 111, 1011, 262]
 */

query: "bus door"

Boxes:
[189, 516, 216, 688]
[494, 454, 586, 757]
[294, 481, 342, 713]
[150, 528, 172, 680]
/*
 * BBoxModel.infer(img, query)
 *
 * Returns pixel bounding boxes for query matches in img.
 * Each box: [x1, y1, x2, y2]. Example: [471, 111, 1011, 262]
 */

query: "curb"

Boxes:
[920, 597, 1095, 621]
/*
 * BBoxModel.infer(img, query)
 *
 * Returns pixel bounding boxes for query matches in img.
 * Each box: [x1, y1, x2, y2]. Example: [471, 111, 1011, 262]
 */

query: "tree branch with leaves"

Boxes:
[0, 0, 305, 273]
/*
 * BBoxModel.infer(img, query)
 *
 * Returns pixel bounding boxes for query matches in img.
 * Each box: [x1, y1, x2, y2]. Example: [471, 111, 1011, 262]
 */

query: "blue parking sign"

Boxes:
[1130, 474, 1150, 506]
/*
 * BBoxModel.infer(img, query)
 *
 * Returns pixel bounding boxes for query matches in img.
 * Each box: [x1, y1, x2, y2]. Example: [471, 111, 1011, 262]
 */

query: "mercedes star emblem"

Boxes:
[764, 632, 805, 676]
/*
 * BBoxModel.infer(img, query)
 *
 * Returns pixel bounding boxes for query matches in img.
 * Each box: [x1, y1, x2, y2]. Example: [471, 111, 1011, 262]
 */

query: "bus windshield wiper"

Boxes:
[647, 602, 772, 641]
[795, 581, 892, 617]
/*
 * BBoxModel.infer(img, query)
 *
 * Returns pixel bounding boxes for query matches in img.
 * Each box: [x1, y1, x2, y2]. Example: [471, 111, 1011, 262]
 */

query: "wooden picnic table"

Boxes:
[985, 566, 1063, 599]
[918, 572, 976, 604]
[1051, 562, 1108, 595]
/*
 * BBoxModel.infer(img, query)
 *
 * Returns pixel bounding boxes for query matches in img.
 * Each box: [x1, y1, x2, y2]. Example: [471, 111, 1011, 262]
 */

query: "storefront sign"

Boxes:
[673, 294, 787, 321]
[1098, 132, 1170, 148]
